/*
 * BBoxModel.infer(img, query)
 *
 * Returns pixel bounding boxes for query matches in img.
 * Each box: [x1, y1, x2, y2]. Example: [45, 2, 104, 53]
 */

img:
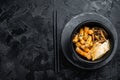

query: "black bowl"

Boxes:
[70, 20, 114, 63]
[61, 13, 118, 70]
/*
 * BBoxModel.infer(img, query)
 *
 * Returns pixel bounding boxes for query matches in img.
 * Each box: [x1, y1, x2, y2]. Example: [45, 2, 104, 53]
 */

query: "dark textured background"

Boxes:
[0, 0, 120, 80]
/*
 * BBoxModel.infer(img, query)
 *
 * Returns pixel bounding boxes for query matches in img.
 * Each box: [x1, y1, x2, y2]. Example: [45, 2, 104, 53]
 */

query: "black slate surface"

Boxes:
[0, 0, 120, 80]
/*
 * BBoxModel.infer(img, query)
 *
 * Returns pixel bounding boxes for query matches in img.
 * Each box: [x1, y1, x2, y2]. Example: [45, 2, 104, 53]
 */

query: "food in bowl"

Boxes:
[72, 26, 110, 61]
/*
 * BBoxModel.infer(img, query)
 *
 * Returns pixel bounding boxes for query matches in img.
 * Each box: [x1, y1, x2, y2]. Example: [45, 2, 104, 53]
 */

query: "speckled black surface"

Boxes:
[0, 0, 120, 80]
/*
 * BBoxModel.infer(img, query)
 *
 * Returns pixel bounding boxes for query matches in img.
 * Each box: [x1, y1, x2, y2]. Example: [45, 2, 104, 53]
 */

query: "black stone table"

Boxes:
[0, 0, 119, 80]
